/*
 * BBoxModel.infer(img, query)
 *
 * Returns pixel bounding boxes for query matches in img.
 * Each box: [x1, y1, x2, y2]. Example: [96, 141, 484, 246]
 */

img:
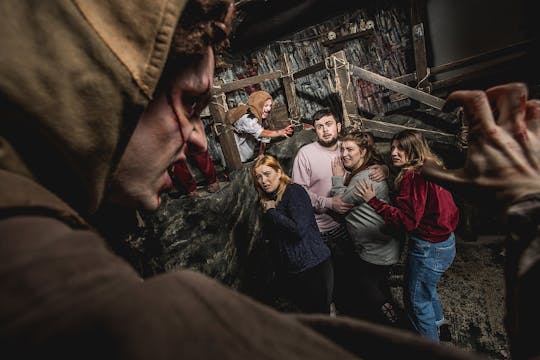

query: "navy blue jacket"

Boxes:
[263, 183, 331, 274]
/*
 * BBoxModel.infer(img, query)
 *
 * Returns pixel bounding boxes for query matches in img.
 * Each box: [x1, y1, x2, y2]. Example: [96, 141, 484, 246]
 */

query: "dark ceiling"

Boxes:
[229, 0, 370, 53]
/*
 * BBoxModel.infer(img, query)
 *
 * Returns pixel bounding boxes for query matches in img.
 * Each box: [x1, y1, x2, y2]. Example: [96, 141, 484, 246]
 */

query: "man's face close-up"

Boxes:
[314, 114, 341, 148]
[108, 46, 215, 211]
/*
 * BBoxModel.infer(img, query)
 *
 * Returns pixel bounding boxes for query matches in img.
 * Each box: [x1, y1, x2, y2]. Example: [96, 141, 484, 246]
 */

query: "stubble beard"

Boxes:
[318, 136, 338, 148]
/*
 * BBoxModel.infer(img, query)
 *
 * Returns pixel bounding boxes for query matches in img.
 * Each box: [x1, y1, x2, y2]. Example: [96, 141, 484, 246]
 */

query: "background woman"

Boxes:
[356, 129, 459, 342]
[330, 129, 401, 325]
[252, 155, 333, 314]
[233, 91, 294, 162]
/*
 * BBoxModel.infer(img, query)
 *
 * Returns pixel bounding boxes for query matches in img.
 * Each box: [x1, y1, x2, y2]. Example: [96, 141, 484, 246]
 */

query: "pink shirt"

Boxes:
[292, 141, 343, 232]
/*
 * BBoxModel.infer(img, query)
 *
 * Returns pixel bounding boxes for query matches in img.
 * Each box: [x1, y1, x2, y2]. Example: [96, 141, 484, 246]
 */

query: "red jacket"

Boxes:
[368, 170, 459, 243]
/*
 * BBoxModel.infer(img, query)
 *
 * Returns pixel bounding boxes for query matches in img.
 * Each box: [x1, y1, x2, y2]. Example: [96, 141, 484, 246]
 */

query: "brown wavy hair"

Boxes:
[340, 129, 384, 186]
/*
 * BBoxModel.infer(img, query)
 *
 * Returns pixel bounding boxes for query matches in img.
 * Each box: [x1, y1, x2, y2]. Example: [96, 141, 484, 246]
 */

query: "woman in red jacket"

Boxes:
[356, 129, 459, 343]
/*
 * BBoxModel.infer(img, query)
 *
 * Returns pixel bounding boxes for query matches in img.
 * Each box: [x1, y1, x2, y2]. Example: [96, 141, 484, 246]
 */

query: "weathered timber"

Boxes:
[328, 50, 359, 127]
[321, 29, 374, 48]
[349, 63, 445, 110]
[393, 72, 417, 84]
[293, 61, 325, 80]
[410, 0, 429, 88]
[279, 53, 300, 121]
[215, 71, 282, 94]
[430, 40, 532, 76]
[431, 51, 528, 91]
[383, 40, 532, 92]
[355, 116, 457, 145]
[208, 93, 242, 170]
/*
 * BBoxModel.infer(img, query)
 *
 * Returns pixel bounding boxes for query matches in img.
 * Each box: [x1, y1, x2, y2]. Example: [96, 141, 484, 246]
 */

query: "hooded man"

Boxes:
[2, 1, 534, 360]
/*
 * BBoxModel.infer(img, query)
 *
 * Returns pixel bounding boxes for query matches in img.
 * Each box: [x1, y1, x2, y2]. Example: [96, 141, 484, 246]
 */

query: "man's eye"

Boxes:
[182, 94, 198, 117]
[183, 93, 211, 119]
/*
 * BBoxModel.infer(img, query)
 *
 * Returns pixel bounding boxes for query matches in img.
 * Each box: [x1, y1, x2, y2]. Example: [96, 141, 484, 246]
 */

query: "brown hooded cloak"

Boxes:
[247, 90, 272, 124]
[0, 1, 486, 359]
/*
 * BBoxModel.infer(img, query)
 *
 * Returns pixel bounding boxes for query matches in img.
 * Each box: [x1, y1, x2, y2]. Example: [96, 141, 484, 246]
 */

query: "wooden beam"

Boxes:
[279, 53, 300, 121]
[393, 72, 417, 84]
[410, 0, 429, 88]
[349, 63, 445, 110]
[214, 71, 282, 94]
[386, 40, 532, 91]
[328, 51, 359, 128]
[430, 40, 532, 75]
[321, 29, 374, 47]
[208, 93, 242, 170]
[431, 51, 528, 91]
[358, 117, 457, 145]
[293, 61, 325, 80]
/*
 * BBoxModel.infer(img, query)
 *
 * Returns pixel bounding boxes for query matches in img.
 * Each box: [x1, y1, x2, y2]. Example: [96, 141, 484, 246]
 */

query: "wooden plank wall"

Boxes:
[214, 3, 412, 121]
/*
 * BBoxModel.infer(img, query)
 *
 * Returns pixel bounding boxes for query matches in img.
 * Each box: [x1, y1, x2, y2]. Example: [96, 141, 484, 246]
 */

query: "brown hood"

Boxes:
[248, 91, 272, 123]
[0, 0, 187, 225]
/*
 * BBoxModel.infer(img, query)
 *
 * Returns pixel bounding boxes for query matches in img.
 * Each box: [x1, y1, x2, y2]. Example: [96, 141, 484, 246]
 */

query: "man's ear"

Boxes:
[337, 122, 342, 133]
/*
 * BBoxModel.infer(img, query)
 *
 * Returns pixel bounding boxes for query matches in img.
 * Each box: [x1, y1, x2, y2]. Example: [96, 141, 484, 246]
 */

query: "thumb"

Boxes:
[419, 159, 468, 191]
[420, 159, 472, 200]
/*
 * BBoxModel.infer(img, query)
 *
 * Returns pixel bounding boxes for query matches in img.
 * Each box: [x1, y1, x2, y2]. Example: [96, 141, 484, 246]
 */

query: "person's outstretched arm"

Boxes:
[260, 124, 295, 139]
[420, 82, 540, 360]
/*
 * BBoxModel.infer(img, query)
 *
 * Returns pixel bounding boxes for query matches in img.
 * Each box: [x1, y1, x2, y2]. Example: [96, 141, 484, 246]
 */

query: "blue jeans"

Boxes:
[405, 233, 455, 342]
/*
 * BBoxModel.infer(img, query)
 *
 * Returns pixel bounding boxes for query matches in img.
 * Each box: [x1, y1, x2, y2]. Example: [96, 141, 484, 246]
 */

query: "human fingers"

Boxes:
[353, 179, 367, 198]
[443, 90, 498, 143]
[485, 83, 528, 135]
[420, 158, 468, 189]
[525, 99, 540, 136]
[331, 158, 339, 175]
[367, 165, 384, 181]
[523, 99, 540, 170]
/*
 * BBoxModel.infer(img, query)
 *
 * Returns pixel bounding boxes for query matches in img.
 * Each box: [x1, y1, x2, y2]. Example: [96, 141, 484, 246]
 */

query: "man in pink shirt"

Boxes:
[292, 108, 387, 316]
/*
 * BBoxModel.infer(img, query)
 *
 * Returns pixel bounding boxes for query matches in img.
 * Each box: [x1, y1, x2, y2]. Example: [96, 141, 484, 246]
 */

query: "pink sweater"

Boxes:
[292, 141, 343, 232]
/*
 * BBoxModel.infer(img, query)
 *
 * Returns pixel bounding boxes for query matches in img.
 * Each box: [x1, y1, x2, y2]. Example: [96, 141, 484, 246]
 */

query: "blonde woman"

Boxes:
[252, 155, 333, 314]
[356, 130, 459, 342]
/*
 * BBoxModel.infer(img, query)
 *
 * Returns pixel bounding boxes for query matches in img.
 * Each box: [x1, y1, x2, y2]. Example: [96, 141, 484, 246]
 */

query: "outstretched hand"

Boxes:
[420, 83, 540, 205]
[281, 125, 295, 138]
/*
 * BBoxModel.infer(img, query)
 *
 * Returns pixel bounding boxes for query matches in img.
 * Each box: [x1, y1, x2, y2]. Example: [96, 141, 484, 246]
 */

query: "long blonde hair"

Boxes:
[251, 155, 291, 205]
[392, 130, 444, 187]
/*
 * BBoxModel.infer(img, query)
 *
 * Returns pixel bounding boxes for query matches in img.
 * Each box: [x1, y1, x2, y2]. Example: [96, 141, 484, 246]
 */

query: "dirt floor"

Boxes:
[389, 234, 508, 359]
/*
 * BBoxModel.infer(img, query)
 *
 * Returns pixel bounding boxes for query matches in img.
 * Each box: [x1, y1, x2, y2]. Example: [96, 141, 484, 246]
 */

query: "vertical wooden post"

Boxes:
[279, 53, 300, 123]
[328, 50, 359, 128]
[208, 92, 242, 170]
[411, 0, 430, 91]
